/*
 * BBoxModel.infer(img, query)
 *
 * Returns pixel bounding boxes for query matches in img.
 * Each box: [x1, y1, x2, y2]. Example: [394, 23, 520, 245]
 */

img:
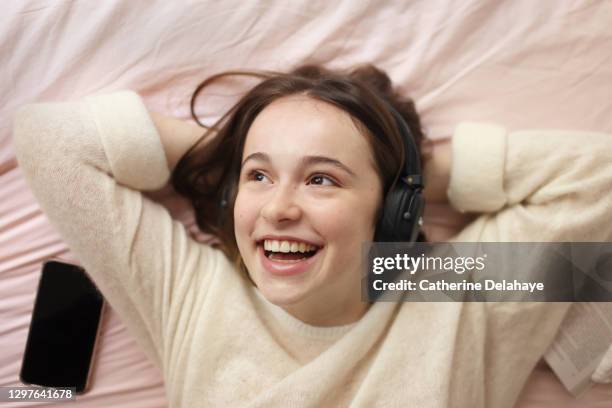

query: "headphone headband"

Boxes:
[384, 103, 423, 190]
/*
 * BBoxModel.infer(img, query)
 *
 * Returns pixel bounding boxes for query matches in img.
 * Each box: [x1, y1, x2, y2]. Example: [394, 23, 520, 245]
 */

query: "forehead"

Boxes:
[242, 95, 375, 168]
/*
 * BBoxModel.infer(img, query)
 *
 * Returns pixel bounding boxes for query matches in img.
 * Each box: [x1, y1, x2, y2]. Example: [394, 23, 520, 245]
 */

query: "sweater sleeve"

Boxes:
[448, 121, 612, 242]
[446, 122, 612, 403]
[12, 91, 225, 368]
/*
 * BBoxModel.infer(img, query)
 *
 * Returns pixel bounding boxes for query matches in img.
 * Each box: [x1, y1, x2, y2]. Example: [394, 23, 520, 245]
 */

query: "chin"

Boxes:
[244, 260, 307, 304]
[256, 281, 309, 306]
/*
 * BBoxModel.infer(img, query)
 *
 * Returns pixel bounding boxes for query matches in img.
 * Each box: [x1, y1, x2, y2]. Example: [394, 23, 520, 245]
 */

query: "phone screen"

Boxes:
[20, 260, 105, 394]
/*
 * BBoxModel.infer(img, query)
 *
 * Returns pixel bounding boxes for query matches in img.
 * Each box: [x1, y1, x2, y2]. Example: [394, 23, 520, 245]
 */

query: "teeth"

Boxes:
[263, 239, 318, 253]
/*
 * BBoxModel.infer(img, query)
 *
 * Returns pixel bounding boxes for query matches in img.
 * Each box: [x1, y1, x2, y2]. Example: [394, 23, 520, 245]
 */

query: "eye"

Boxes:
[247, 170, 269, 183]
[308, 174, 337, 186]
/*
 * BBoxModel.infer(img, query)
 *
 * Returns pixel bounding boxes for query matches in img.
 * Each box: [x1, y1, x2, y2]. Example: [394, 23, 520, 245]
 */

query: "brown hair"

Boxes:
[170, 64, 428, 279]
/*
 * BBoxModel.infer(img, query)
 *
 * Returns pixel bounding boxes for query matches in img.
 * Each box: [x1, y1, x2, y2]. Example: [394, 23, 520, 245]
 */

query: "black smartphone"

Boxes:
[20, 260, 105, 394]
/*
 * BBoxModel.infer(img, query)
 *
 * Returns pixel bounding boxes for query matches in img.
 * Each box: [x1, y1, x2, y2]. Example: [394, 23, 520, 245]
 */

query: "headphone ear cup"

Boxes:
[405, 192, 425, 242]
[374, 185, 424, 242]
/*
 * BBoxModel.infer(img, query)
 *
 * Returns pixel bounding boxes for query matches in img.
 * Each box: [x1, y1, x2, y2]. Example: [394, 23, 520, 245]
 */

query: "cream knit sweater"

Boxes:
[12, 91, 612, 407]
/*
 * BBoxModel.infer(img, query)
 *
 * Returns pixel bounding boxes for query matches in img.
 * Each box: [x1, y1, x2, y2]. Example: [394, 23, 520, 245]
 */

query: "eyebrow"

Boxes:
[241, 152, 356, 177]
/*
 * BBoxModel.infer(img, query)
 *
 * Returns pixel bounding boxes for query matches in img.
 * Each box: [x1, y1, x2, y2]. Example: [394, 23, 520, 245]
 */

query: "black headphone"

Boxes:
[219, 103, 425, 243]
[372, 104, 425, 243]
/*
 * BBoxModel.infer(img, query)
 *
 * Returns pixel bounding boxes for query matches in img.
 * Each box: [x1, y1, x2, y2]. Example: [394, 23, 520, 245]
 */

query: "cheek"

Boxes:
[233, 193, 257, 237]
[316, 198, 378, 244]
[317, 204, 374, 278]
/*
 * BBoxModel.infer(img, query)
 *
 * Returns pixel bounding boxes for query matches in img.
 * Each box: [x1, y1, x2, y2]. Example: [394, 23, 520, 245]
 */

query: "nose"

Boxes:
[261, 184, 302, 223]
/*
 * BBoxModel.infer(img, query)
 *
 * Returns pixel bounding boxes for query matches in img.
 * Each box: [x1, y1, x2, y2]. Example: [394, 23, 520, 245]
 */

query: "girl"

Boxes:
[13, 64, 612, 407]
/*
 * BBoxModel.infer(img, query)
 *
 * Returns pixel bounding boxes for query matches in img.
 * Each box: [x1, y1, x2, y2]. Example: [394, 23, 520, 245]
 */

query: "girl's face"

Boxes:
[234, 95, 383, 326]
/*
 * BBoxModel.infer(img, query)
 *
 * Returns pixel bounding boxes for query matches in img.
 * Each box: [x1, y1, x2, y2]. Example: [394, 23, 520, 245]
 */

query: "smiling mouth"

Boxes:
[264, 249, 318, 262]
[257, 241, 321, 263]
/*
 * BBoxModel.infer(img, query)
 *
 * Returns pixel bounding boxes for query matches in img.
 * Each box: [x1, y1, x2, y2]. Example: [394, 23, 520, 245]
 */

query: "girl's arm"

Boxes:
[442, 122, 612, 398]
[149, 111, 209, 172]
[446, 122, 612, 241]
[421, 138, 476, 242]
[13, 91, 231, 369]
[422, 138, 452, 203]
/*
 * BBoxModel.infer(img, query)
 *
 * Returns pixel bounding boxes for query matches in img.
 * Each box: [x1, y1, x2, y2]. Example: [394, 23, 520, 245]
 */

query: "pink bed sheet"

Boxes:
[2, 1, 611, 406]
